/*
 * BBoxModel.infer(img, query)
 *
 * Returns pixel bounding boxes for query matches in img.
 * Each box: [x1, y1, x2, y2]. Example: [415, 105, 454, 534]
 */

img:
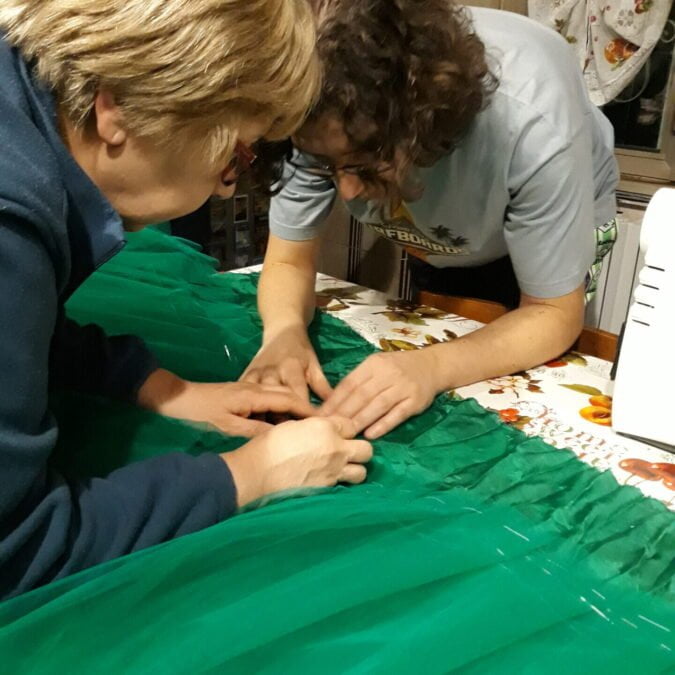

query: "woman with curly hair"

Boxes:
[0, 0, 375, 600]
[243, 0, 619, 439]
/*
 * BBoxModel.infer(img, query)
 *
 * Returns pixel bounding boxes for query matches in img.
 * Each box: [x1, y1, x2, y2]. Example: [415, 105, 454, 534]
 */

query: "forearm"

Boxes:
[245, 238, 332, 399]
[137, 368, 188, 415]
[258, 238, 320, 343]
[52, 316, 159, 402]
[426, 302, 583, 392]
[2, 451, 236, 599]
[259, 263, 315, 338]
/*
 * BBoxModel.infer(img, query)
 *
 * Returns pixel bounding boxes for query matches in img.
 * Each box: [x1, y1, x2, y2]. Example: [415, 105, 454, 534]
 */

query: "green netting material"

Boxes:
[1, 229, 673, 673]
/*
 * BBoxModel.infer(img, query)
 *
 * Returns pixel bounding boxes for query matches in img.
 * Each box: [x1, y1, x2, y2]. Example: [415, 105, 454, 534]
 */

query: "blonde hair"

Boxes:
[0, 0, 320, 163]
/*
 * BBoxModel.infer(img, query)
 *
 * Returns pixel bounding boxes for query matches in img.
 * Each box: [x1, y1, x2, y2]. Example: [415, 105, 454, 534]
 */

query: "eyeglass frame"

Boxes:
[221, 141, 257, 186]
[286, 155, 394, 182]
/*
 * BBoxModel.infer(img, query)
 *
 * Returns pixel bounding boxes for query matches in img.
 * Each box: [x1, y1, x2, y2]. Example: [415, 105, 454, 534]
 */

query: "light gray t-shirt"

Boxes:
[269, 8, 619, 298]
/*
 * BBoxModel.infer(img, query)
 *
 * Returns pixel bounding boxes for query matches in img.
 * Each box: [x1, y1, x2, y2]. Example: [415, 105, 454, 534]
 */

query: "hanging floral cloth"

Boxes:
[528, 0, 673, 104]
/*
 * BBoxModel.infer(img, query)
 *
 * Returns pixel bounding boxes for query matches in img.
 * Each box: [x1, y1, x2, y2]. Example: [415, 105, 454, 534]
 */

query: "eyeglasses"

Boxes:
[287, 156, 393, 183]
[222, 141, 257, 186]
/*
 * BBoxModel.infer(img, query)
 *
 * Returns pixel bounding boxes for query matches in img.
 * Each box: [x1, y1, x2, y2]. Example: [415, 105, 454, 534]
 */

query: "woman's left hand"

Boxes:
[138, 368, 316, 437]
[318, 349, 443, 439]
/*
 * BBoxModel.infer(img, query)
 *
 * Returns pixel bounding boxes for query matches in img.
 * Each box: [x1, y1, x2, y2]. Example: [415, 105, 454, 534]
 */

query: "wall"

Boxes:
[464, 0, 526, 13]
[318, 210, 408, 299]
[316, 200, 350, 280]
[585, 198, 648, 334]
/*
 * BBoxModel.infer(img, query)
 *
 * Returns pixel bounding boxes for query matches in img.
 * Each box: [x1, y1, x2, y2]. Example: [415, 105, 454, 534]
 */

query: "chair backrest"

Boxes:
[417, 290, 619, 362]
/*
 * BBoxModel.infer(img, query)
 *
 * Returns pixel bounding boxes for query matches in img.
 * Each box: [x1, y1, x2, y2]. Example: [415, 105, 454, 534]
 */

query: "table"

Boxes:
[234, 265, 675, 511]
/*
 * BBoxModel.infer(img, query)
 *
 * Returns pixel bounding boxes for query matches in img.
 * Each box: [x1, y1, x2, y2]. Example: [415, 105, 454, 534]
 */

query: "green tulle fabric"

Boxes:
[1, 229, 673, 673]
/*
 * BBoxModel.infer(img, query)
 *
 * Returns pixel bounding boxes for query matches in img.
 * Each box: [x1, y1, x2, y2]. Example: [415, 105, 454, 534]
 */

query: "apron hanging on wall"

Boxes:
[528, 0, 673, 105]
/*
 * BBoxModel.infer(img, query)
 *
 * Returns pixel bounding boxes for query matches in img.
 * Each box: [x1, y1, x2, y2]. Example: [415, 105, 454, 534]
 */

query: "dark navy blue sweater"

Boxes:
[0, 38, 237, 600]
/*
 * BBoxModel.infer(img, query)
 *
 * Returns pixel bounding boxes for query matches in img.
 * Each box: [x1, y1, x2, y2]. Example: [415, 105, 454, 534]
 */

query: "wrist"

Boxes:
[137, 368, 190, 414]
[423, 343, 456, 395]
[262, 320, 309, 346]
[222, 444, 265, 508]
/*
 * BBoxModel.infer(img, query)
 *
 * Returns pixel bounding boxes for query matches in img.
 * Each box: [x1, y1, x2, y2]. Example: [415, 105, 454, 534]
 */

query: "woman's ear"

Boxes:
[93, 89, 127, 146]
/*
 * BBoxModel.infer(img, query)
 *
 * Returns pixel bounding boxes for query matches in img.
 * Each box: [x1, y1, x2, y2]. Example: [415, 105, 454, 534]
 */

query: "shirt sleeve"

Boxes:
[503, 111, 597, 299]
[0, 216, 237, 600]
[269, 150, 337, 241]
[50, 314, 159, 402]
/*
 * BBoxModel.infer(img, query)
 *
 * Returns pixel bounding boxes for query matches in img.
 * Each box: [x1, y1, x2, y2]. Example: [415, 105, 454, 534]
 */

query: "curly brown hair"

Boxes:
[310, 0, 497, 167]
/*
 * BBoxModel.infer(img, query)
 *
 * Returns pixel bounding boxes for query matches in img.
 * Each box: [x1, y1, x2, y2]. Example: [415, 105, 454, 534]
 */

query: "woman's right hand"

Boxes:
[240, 326, 333, 403]
[222, 416, 372, 507]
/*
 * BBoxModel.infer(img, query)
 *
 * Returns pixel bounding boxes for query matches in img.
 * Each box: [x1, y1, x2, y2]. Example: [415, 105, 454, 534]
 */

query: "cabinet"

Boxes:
[170, 188, 270, 271]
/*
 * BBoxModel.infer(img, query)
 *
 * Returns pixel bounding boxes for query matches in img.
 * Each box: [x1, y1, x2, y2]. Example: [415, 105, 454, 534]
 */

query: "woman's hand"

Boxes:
[320, 349, 443, 439]
[138, 368, 316, 437]
[223, 416, 373, 507]
[241, 326, 332, 402]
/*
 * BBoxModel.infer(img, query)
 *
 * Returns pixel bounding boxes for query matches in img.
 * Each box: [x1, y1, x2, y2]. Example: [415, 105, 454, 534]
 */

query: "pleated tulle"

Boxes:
[1, 229, 673, 674]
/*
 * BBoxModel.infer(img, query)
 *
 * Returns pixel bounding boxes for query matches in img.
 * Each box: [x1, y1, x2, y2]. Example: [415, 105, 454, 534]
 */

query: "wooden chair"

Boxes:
[417, 290, 619, 362]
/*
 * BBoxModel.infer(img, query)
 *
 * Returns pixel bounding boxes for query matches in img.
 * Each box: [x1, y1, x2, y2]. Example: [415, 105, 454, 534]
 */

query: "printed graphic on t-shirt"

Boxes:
[364, 204, 470, 259]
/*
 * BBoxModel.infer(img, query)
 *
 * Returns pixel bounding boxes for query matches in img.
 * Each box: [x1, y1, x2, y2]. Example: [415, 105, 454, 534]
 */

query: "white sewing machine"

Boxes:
[612, 187, 675, 451]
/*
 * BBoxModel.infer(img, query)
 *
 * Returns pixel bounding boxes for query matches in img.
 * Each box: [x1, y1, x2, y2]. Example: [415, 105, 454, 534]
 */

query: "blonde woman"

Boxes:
[0, 0, 372, 600]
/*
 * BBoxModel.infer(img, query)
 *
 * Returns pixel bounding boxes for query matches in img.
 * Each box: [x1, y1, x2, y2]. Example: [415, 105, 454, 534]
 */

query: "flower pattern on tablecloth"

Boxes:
[486, 372, 543, 397]
[373, 298, 450, 325]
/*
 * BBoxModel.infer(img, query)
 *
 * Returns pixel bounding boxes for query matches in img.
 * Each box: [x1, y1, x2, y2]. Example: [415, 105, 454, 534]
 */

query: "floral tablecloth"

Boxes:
[233, 266, 675, 510]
